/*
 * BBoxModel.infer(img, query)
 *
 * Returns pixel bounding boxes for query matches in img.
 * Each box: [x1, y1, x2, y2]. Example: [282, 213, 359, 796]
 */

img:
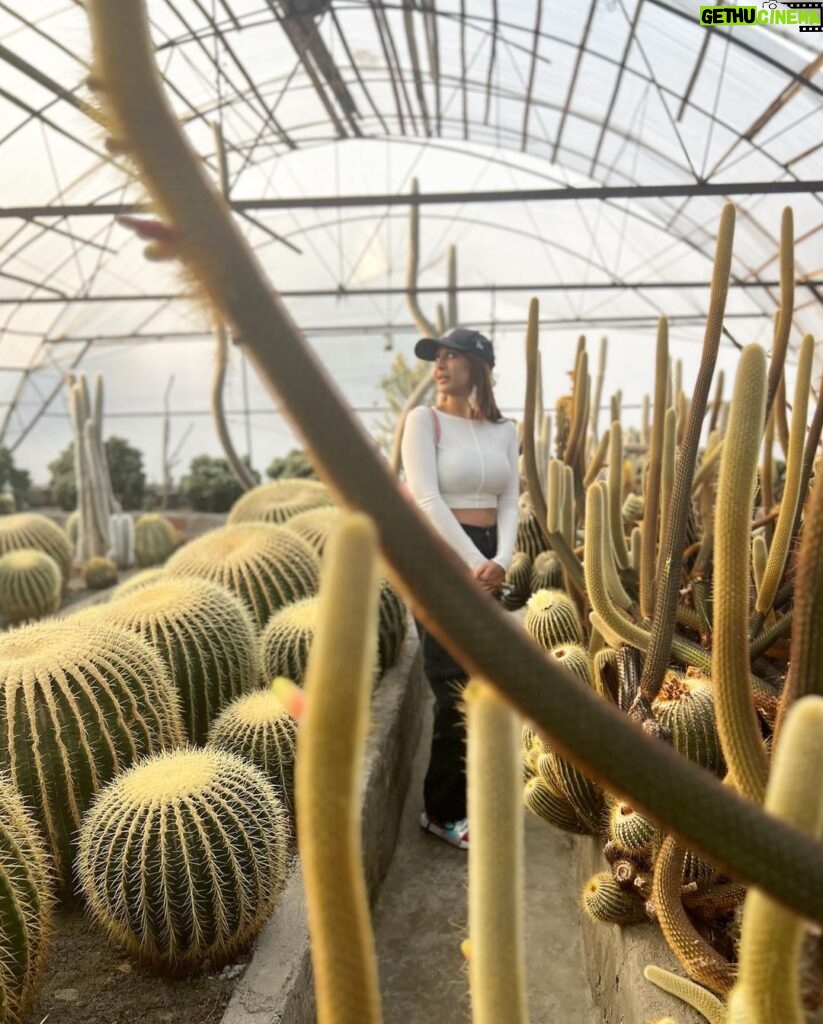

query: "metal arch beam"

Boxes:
[4, 178, 820, 219]
[2, 278, 821, 304]
[38, 310, 801, 347]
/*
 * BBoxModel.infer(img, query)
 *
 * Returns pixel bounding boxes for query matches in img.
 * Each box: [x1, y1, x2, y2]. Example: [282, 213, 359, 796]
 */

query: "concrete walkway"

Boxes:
[372, 704, 600, 1023]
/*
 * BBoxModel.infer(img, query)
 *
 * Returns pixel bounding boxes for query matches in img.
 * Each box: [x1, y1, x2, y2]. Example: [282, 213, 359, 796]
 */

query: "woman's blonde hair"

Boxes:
[465, 352, 505, 423]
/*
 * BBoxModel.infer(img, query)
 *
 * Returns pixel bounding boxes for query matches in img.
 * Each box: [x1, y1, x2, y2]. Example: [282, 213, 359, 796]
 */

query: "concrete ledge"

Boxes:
[577, 836, 704, 1024]
[223, 616, 425, 1024]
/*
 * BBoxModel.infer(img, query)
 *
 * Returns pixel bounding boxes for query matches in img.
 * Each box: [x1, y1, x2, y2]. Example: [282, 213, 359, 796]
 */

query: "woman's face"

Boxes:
[433, 346, 473, 397]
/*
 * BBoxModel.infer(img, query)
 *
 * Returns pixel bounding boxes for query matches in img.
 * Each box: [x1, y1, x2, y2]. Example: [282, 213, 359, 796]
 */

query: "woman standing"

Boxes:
[401, 327, 520, 849]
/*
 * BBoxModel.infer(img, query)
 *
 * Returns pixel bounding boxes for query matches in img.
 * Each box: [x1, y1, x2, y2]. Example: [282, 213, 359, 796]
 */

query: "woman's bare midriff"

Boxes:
[452, 508, 497, 528]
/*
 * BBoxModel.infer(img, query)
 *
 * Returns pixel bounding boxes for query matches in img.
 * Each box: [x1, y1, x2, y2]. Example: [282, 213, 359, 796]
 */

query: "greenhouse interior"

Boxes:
[0, 1, 820, 1022]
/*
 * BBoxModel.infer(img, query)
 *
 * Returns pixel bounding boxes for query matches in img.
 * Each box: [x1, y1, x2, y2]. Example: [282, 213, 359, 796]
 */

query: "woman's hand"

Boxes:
[472, 560, 506, 594]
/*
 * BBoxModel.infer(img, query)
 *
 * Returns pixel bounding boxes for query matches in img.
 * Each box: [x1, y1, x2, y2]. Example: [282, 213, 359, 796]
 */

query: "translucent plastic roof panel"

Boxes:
[0, 0, 820, 483]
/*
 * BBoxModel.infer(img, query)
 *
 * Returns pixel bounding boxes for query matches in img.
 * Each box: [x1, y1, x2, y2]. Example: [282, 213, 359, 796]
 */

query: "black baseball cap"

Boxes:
[414, 327, 495, 369]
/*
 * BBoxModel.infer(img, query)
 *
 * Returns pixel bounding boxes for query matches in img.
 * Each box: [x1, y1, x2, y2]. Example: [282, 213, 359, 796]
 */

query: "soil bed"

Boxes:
[27, 905, 249, 1024]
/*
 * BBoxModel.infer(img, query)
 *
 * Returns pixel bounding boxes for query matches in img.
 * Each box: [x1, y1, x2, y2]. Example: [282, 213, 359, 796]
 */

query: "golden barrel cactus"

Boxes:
[0, 514, 72, 587]
[82, 555, 118, 590]
[524, 589, 585, 650]
[0, 622, 183, 887]
[166, 524, 320, 629]
[377, 577, 407, 674]
[581, 871, 647, 925]
[0, 549, 61, 623]
[227, 479, 333, 526]
[0, 774, 53, 1023]
[77, 748, 290, 972]
[134, 513, 178, 566]
[207, 679, 298, 816]
[260, 597, 317, 685]
[112, 566, 165, 599]
[102, 577, 260, 745]
[282, 506, 342, 558]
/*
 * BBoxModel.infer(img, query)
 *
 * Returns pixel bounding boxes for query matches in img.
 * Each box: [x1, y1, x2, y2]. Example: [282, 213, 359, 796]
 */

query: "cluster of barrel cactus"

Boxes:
[79, 7, 823, 1022]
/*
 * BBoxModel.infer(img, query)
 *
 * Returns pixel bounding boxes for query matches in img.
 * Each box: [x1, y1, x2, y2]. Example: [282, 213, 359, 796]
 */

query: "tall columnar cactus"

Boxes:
[283, 506, 342, 558]
[102, 577, 259, 744]
[727, 696, 823, 1023]
[465, 682, 528, 1024]
[0, 514, 72, 589]
[68, 372, 134, 568]
[0, 550, 61, 623]
[755, 333, 814, 622]
[166, 524, 320, 629]
[77, 748, 290, 972]
[524, 589, 585, 650]
[85, 0, 823, 923]
[652, 835, 735, 995]
[712, 344, 769, 803]
[295, 514, 383, 1024]
[0, 622, 183, 887]
[227, 479, 332, 526]
[207, 678, 298, 817]
[134, 512, 178, 566]
[0, 774, 54, 1023]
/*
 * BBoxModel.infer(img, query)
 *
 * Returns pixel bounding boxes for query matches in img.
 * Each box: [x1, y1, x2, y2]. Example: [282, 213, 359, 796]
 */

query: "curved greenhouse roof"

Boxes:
[1, 0, 821, 483]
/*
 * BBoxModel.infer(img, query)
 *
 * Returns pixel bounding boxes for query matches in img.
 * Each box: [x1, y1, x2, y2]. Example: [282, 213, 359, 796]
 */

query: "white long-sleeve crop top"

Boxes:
[401, 405, 520, 571]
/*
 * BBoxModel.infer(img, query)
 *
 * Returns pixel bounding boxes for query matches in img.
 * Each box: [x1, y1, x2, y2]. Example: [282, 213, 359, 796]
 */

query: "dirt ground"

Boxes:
[27, 905, 248, 1024]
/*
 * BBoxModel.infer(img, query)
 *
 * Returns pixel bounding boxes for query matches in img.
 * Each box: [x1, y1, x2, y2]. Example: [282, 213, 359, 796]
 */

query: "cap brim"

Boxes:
[414, 338, 440, 362]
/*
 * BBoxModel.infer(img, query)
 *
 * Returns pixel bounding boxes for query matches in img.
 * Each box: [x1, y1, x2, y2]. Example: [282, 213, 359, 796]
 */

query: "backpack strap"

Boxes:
[430, 407, 441, 444]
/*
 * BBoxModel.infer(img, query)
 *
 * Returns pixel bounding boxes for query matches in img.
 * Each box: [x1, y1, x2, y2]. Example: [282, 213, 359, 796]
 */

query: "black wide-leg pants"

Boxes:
[414, 523, 498, 823]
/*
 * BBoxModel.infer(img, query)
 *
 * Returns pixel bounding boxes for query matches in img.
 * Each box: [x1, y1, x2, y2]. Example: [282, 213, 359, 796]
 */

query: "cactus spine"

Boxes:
[0, 550, 61, 623]
[134, 513, 178, 566]
[0, 774, 53, 1022]
[466, 682, 527, 1024]
[296, 514, 382, 1024]
[712, 344, 769, 802]
[207, 678, 298, 816]
[103, 577, 259, 744]
[166, 524, 320, 629]
[77, 748, 289, 971]
[0, 622, 183, 886]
